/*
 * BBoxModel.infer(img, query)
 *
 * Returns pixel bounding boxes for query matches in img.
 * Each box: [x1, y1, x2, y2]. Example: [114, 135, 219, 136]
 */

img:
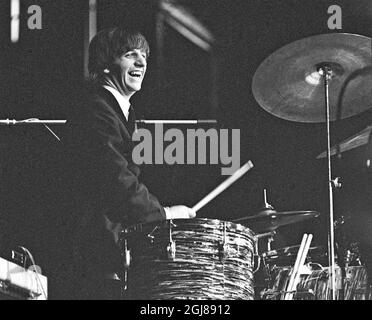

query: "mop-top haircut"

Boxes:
[88, 27, 150, 80]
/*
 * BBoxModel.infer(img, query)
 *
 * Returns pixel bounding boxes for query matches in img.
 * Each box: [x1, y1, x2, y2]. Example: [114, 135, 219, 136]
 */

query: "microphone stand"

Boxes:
[0, 118, 67, 141]
[0, 119, 66, 125]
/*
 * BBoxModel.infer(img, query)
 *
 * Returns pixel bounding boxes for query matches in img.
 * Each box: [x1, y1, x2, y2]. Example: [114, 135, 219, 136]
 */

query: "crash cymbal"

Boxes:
[234, 210, 320, 232]
[252, 33, 372, 123]
[317, 125, 372, 159]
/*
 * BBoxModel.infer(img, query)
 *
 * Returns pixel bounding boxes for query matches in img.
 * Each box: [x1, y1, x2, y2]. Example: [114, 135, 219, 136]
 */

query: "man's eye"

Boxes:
[123, 52, 146, 60]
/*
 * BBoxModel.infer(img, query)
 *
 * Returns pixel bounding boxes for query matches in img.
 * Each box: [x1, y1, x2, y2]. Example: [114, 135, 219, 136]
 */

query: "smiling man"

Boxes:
[60, 27, 195, 300]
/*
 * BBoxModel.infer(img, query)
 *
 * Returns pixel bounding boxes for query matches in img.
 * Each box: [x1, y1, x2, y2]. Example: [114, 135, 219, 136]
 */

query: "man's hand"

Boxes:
[164, 205, 196, 220]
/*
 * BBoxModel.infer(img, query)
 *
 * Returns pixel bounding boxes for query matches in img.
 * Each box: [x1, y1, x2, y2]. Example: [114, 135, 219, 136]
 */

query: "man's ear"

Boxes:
[103, 63, 120, 76]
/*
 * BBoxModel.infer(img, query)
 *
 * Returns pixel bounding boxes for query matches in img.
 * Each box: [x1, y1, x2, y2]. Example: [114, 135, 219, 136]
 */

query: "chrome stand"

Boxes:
[318, 64, 337, 300]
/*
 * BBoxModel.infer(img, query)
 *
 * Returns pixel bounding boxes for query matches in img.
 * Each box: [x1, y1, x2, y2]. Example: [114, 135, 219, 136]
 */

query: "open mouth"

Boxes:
[128, 71, 142, 78]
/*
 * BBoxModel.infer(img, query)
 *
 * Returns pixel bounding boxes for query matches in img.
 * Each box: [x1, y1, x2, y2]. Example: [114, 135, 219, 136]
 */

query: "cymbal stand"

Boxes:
[318, 64, 337, 300]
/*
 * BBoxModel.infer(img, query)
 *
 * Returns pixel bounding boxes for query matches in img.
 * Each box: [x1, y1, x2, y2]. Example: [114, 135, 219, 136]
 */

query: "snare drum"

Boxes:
[119, 218, 256, 300]
[262, 265, 370, 300]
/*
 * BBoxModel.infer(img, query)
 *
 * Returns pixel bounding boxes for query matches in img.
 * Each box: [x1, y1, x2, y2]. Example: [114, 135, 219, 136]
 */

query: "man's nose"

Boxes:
[135, 56, 146, 67]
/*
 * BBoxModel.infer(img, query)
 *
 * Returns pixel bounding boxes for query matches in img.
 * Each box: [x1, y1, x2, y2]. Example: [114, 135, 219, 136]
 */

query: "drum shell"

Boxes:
[262, 265, 370, 300]
[120, 218, 256, 300]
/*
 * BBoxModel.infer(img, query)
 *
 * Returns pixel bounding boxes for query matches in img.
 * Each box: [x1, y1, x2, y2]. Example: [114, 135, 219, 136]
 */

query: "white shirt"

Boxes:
[102, 85, 131, 121]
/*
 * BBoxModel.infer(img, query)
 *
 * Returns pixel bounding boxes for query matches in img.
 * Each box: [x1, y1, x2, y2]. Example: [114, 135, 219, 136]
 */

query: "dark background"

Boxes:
[1, 0, 372, 296]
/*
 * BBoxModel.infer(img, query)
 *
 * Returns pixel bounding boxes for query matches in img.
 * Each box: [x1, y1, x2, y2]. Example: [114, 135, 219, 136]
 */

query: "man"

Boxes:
[61, 27, 195, 299]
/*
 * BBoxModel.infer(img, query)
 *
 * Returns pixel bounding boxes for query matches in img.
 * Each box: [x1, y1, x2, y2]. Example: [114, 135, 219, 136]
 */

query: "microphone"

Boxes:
[0, 119, 17, 125]
[0, 118, 67, 125]
[0, 118, 66, 141]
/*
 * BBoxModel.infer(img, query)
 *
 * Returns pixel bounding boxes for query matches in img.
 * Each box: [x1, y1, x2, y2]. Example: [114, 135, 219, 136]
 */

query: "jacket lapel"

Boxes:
[96, 86, 129, 125]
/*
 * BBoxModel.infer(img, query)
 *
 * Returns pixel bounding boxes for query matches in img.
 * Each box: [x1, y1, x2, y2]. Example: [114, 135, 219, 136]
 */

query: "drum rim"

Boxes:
[123, 217, 255, 237]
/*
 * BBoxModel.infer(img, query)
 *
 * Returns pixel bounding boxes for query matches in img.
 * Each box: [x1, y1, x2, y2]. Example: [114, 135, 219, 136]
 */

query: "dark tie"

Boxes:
[127, 105, 137, 135]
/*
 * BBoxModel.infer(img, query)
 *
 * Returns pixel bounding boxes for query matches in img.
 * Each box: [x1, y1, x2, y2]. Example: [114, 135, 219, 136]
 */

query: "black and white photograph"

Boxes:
[1, 0, 372, 303]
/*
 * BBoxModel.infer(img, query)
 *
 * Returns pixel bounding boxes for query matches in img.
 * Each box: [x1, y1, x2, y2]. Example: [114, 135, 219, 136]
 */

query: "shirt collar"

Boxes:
[102, 85, 131, 121]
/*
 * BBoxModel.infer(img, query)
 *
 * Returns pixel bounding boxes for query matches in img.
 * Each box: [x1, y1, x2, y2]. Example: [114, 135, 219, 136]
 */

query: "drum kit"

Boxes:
[118, 33, 372, 300]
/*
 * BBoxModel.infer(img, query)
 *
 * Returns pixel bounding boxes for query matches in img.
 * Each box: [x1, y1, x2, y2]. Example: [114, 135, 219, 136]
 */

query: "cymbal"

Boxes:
[252, 33, 372, 123]
[234, 210, 320, 232]
[317, 125, 372, 159]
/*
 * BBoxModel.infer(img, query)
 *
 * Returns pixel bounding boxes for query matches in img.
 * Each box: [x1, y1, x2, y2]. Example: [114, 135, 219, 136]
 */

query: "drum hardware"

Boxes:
[255, 231, 277, 240]
[218, 222, 227, 262]
[166, 241, 176, 261]
[312, 60, 341, 300]
[348, 242, 362, 266]
[147, 226, 160, 243]
[259, 188, 276, 215]
[267, 235, 274, 252]
[252, 255, 261, 275]
[142, 222, 178, 260]
[253, 190, 276, 251]
[333, 215, 364, 299]
[122, 238, 131, 292]
[255, 230, 277, 252]
[333, 217, 361, 262]
[167, 220, 176, 261]
[252, 232, 275, 275]
[251, 33, 372, 299]
[334, 215, 350, 230]
[123, 239, 131, 268]
[331, 177, 342, 189]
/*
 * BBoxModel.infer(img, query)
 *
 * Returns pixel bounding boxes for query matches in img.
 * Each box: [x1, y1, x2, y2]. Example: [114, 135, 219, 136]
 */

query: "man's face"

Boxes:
[111, 48, 147, 96]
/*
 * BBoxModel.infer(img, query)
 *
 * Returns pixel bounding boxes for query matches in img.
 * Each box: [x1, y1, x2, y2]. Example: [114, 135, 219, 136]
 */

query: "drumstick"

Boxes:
[285, 234, 313, 300]
[192, 160, 254, 213]
[293, 234, 313, 287]
[285, 233, 308, 300]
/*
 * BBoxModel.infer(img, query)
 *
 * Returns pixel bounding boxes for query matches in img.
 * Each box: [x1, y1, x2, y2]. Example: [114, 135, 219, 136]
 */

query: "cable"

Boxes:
[17, 246, 47, 300]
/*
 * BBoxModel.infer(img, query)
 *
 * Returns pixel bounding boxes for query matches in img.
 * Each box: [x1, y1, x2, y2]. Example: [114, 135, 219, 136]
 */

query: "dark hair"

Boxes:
[88, 27, 150, 79]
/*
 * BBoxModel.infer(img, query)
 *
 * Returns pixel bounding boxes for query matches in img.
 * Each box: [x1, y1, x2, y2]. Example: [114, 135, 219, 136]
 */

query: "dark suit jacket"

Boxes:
[61, 84, 166, 291]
